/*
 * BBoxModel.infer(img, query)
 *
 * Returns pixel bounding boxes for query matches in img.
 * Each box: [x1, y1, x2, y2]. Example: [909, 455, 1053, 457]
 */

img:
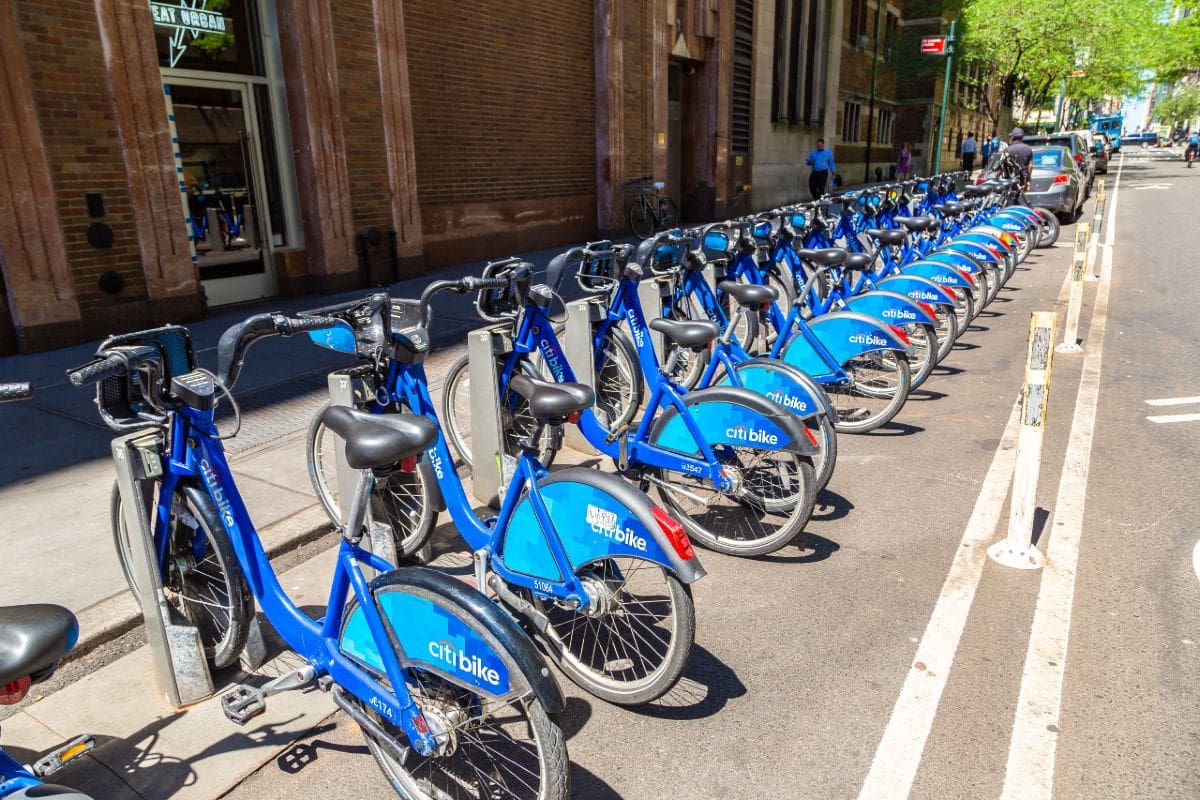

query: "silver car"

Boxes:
[980, 145, 1084, 220]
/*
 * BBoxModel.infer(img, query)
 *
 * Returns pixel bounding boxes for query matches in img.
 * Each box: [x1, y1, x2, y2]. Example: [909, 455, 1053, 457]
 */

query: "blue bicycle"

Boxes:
[302, 276, 705, 704]
[71, 321, 572, 799]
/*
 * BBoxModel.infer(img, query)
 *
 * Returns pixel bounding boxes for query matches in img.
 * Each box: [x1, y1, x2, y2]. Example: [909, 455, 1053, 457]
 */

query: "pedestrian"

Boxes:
[981, 135, 993, 163]
[896, 142, 913, 179]
[961, 131, 978, 174]
[806, 138, 836, 199]
[1005, 127, 1034, 192]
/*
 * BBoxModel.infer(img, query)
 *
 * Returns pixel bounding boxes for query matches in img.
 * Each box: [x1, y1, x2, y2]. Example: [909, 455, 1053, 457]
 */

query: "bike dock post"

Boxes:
[111, 433, 215, 706]
[563, 298, 603, 455]
[326, 370, 408, 564]
[988, 311, 1057, 570]
[636, 274, 668, 360]
[467, 325, 513, 507]
[1086, 179, 1106, 282]
[1055, 223, 1088, 354]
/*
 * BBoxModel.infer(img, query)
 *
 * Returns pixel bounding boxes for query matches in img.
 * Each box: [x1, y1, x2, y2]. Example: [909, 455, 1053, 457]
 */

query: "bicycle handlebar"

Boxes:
[217, 312, 340, 390]
[68, 353, 126, 388]
[0, 382, 32, 402]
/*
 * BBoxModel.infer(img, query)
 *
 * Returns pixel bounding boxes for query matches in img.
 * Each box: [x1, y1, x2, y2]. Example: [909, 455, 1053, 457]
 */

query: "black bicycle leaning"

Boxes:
[627, 176, 679, 239]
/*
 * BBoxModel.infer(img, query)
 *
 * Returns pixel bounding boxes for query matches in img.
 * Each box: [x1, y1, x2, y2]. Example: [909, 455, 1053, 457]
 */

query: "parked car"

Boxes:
[1024, 132, 1095, 194]
[1077, 129, 1109, 175]
[979, 145, 1084, 221]
[1123, 131, 1160, 148]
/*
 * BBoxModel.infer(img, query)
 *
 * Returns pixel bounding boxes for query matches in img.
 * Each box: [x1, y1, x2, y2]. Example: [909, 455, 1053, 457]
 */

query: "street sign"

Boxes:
[920, 36, 947, 55]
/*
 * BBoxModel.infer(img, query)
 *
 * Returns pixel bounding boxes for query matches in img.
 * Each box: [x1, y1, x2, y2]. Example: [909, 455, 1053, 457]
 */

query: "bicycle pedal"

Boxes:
[30, 734, 95, 777]
[221, 684, 266, 726]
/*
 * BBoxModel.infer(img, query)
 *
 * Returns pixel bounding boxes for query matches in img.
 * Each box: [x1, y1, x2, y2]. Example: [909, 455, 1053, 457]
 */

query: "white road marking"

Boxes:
[998, 149, 1121, 800]
[856, 398, 1021, 800]
[1146, 413, 1200, 425]
[1144, 396, 1200, 407]
[1193, 540, 1200, 585]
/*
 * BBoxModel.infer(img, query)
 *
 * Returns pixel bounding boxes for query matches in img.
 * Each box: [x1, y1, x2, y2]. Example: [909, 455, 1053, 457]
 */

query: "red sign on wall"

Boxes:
[920, 36, 948, 55]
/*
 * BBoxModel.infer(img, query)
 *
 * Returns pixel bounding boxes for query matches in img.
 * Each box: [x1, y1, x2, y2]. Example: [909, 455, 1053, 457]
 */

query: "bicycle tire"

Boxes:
[931, 302, 959, 362]
[533, 557, 695, 706]
[658, 196, 679, 230]
[308, 400, 438, 559]
[341, 583, 570, 800]
[590, 327, 645, 431]
[630, 197, 655, 239]
[1037, 212, 1060, 247]
[904, 323, 939, 390]
[828, 349, 912, 434]
[440, 355, 558, 469]
[111, 481, 253, 670]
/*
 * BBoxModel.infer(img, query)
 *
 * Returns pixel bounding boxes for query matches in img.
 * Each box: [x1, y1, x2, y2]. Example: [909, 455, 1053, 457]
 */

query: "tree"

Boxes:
[1153, 85, 1200, 127]
[1153, 2, 1200, 83]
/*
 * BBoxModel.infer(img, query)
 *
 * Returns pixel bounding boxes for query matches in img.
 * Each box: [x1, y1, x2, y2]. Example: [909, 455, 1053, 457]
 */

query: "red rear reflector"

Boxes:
[1, 676, 30, 705]
[976, 176, 985, 184]
[888, 324, 910, 344]
[916, 300, 937, 318]
[652, 506, 695, 560]
[803, 425, 819, 446]
[1053, 174, 1070, 184]
[399, 455, 418, 473]
[568, 411, 582, 424]
[957, 268, 973, 283]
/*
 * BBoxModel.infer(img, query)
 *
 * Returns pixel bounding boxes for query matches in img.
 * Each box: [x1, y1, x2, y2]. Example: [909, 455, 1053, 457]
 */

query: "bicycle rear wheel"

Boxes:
[827, 349, 912, 434]
[629, 198, 655, 239]
[658, 197, 679, 230]
[308, 400, 437, 559]
[111, 482, 253, 669]
[904, 323, 938, 390]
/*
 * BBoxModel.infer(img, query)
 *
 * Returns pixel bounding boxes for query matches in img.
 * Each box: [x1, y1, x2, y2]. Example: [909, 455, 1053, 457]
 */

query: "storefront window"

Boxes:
[151, 0, 264, 76]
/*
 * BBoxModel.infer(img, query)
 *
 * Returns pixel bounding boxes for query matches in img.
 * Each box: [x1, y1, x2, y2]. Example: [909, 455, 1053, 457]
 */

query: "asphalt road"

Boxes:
[214, 150, 1198, 800]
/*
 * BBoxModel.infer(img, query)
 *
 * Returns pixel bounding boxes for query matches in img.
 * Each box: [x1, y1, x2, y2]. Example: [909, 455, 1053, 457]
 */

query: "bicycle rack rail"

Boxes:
[466, 325, 514, 507]
[563, 298, 605, 455]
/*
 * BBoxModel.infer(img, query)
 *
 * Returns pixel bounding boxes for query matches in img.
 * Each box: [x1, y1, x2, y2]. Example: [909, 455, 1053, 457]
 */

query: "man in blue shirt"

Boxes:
[806, 139, 836, 199]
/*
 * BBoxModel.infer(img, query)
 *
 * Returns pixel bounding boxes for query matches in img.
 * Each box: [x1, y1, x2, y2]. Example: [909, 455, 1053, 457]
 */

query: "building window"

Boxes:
[876, 107, 893, 145]
[731, 0, 754, 155]
[843, 100, 861, 142]
[771, 0, 828, 126]
[848, 0, 869, 44]
[884, 11, 899, 61]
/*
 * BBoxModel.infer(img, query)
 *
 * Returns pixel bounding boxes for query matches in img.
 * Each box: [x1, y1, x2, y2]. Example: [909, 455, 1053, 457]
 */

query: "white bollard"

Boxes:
[1085, 178, 1106, 282]
[1055, 224, 1088, 354]
[988, 311, 1058, 570]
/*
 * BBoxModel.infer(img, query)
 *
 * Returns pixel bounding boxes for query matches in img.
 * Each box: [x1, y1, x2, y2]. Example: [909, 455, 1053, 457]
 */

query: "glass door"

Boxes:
[165, 79, 278, 306]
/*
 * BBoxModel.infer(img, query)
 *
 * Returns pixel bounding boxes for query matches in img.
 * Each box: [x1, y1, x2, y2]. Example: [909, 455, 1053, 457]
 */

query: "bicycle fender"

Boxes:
[340, 566, 565, 714]
[787, 311, 912, 373]
[951, 232, 1007, 259]
[417, 457, 446, 511]
[501, 468, 706, 584]
[940, 239, 1000, 266]
[925, 249, 983, 274]
[717, 357, 831, 419]
[901, 261, 973, 290]
[649, 385, 820, 458]
[842, 290, 938, 327]
[875, 275, 961, 309]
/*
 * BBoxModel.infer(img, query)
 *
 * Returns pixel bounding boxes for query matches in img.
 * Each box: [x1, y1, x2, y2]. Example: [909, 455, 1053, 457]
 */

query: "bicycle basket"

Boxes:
[577, 251, 621, 293]
[648, 242, 683, 275]
[94, 326, 195, 427]
[702, 230, 732, 261]
[474, 260, 530, 323]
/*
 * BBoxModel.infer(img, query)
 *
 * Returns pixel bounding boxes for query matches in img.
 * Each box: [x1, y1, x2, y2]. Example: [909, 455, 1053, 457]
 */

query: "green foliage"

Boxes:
[1153, 3, 1200, 82]
[1153, 84, 1200, 122]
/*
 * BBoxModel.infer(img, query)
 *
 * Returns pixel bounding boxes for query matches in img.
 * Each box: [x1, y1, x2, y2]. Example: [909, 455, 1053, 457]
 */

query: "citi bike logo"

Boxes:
[725, 424, 779, 445]
[199, 459, 236, 529]
[428, 446, 445, 480]
[586, 504, 648, 551]
[428, 640, 502, 687]
[881, 308, 917, 322]
[625, 308, 645, 349]
[765, 390, 809, 413]
[537, 338, 567, 380]
[849, 332, 889, 347]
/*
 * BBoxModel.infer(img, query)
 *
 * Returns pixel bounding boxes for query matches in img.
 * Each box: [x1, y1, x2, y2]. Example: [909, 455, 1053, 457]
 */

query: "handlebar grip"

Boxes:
[286, 314, 341, 333]
[68, 354, 125, 388]
[0, 382, 32, 402]
[463, 276, 509, 292]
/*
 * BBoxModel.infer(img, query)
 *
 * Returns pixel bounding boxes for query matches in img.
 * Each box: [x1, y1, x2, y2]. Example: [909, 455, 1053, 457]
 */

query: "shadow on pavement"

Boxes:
[636, 644, 747, 722]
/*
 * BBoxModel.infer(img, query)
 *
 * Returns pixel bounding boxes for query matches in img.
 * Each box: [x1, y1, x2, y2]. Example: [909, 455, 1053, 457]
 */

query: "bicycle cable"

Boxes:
[197, 367, 243, 440]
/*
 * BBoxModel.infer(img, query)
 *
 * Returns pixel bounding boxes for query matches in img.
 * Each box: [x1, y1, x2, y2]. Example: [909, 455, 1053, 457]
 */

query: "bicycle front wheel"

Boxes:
[534, 556, 695, 706]
[111, 482, 253, 669]
[308, 400, 437, 558]
[629, 198, 655, 239]
[658, 197, 679, 230]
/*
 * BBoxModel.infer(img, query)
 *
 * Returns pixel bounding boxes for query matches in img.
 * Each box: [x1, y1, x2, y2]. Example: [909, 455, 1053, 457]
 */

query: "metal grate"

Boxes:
[731, 0, 754, 155]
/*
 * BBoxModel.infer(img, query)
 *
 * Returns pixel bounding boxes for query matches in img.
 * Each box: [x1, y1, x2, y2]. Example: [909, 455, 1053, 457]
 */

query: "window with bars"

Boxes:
[876, 107, 893, 145]
[771, 0, 828, 126]
[848, 0, 869, 44]
[731, 0, 754, 154]
[843, 101, 861, 142]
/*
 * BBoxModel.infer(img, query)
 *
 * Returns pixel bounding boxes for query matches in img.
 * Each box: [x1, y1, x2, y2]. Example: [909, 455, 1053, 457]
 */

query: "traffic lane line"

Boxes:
[1146, 413, 1200, 424]
[998, 149, 1121, 800]
[855, 397, 1021, 800]
[1144, 396, 1200, 406]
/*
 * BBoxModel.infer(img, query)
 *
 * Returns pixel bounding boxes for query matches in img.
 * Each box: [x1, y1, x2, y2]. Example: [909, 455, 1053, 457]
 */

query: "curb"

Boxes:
[67, 503, 334, 664]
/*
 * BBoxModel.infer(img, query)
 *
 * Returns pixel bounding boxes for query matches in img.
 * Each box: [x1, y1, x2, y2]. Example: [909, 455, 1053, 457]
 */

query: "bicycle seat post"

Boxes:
[342, 469, 374, 545]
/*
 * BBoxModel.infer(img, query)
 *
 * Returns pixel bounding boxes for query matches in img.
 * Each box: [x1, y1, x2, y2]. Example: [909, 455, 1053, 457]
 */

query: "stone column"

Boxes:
[823, 0, 845, 147]
[93, 0, 200, 317]
[0, 1, 82, 350]
[373, 0, 424, 271]
[277, 0, 358, 292]
[651, 0, 669, 182]
[595, 0, 625, 233]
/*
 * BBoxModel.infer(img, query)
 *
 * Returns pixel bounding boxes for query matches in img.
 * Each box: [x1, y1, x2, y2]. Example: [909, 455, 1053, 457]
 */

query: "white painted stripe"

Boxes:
[998, 149, 1121, 800]
[1146, 413, 1200, 425]
[1144, 396, 1200, 407]
[1193, 540, 1200, 585]
[856, 398, 1022, 800]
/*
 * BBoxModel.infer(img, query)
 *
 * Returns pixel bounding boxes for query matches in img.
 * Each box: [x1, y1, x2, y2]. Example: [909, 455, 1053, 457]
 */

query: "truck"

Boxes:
[1089, 113, 1123, 151]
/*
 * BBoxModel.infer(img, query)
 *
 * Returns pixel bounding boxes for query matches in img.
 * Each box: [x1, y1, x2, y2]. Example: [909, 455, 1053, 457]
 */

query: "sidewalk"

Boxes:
[0, 241, 582, 635]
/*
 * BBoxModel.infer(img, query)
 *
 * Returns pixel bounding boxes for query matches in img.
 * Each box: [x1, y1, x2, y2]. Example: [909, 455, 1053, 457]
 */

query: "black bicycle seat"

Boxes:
[795, 248, 847, 267]
[894, 216, 934, 232]
[648, 318, 720, 350]
[319, 405, 438, 470]
[843, 253, 874, 271]
[507, 374, 595, 423]
[717, 281, 779, 309]
[865, 228, 908, 247]
[0, 604, 78, 685]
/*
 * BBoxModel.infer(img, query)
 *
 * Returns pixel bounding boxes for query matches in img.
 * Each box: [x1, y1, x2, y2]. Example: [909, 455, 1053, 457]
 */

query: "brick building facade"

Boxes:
[0, 0, 1001, 354]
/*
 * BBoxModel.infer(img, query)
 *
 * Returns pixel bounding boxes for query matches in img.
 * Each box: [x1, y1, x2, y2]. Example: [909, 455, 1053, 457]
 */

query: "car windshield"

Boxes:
[1031, 147, 1065, 171]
